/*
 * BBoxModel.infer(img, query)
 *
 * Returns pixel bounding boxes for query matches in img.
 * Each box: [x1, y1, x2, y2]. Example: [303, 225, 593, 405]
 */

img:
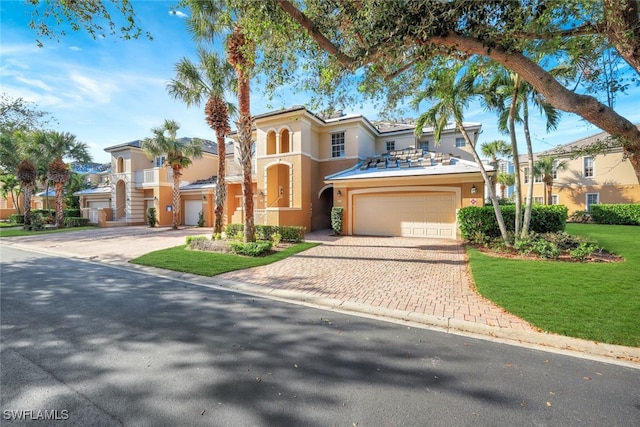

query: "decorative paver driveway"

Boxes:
[219, 231, 535, 331]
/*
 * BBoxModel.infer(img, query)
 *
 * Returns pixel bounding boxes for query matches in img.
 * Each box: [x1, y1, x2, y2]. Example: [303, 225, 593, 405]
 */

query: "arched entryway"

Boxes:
[115, 179, 126, 220]
[313, 186, 334, 230]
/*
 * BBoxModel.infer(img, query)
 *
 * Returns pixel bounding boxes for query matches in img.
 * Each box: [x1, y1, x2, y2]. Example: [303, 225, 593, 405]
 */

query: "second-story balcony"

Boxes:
[134, 167, 173, 188]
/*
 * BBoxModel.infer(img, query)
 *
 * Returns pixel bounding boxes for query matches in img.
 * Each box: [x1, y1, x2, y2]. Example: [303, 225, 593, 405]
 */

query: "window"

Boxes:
[583, 156, 594, 177]
[534, 174, 543, 183]
[533, 197, 544, 205]
[455, 137, 465, 147]
[154, 156, 166, 167]
[385, 140, 395, 152]
[586, 193, 599, 211]
[116, 157, 124, 173]
[523, 167, 530, 184]
[552, 160, 559, 179]
[551, 194, 559, 205]
[331, 132, 345, 158]
[419, 141, 429, 152]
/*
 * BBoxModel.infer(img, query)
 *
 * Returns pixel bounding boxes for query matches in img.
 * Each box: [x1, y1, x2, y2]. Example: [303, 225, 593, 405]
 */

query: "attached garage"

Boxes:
[184, 200, 203, 226]
[353, 192, 457, 239]
[88, 201, 110, 209]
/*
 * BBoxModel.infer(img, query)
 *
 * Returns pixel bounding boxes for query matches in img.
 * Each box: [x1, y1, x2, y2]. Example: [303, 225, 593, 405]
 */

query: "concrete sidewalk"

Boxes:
[3, 226, 639, 364]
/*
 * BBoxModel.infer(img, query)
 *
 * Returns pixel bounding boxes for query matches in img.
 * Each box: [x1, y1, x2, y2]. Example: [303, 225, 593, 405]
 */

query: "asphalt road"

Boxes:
[1, 246, 639, 426]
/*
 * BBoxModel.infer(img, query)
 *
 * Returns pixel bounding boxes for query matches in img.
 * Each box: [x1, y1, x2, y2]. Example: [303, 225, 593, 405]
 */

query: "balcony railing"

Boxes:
[134, 167, 173, 187]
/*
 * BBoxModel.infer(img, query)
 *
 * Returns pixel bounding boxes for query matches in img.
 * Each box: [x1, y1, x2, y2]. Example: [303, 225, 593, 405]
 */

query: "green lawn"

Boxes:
[468, 223, 640, 347]
[0, 226, 95, 237]
[0, 222, 21, 228]
[130, 242, 318, 276]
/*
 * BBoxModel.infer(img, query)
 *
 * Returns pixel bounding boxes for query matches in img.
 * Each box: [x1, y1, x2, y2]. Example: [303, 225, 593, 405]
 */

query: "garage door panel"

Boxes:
[184, 200, 202, 226]
[353, 193, 456, 239]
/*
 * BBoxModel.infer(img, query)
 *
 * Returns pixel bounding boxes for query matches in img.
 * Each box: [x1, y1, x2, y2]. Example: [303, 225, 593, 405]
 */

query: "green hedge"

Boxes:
[590, 204, 640, 225]
[331, 207, 344, 235]
[64, 217, 90, 227]
[9, 214, 24, 224]
[64, 208, 82, 218]
[458, 205, 568, 240]
[225, 224, 306, 243]
[32, 209, 55, 217]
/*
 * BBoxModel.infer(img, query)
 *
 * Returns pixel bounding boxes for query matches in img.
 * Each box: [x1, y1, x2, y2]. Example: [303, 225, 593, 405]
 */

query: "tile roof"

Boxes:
[180, 175, 217, 190]
[104, 138, 217, 154]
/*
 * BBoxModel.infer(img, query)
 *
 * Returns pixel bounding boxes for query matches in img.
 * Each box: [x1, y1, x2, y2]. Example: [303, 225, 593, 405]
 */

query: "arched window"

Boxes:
[280, 129, 290, 153]
[266, 131, 277, 155]
[117, 157, 124, 173]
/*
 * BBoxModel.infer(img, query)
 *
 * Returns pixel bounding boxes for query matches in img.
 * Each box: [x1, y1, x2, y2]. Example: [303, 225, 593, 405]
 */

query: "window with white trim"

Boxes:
[385, 140, 395, 152]
[455, 137, 465, 147]
[523, 167, 530, 184]
[534, 174, 543, 183]
[533, 197, 544, 205]
[419, 141, 429, 152]
[552, 160, 559, 179]
[154, 155, 166, 167]
[586, 193, 599, 211]
[331, 132, 345, 158]
[583, 156, 594, 177]
[551, 194, 559, 205]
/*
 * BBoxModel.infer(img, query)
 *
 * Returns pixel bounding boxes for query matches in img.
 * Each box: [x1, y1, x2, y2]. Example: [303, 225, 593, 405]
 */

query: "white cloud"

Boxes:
[15, 75, 53, 92]
[69, 73, 118, 104]
[69, 46, 82, 51]
[170, 10, 188, 18]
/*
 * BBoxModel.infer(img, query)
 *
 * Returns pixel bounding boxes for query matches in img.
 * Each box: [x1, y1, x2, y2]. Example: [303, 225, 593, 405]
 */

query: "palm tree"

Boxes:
[166, 48, 236, 235]
[0, 174, 22, 214]
[186, 1, 257, 242]
[496, 172, 515, 199]
[47, 157, 70, 227]
[480, 139, 511, 191]
[481, 64, 561, 236]
[533, 156, 567, 205]
[142, 119, 203, 229]
[28, 131, 91, 220]
[413, 62, 510, 245]
[16, 159, 37, 228]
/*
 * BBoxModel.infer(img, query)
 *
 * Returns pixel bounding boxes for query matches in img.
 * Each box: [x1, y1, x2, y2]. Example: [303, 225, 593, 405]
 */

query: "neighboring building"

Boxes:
[511, 129, 640, 213]
[78, 106, 490, 238]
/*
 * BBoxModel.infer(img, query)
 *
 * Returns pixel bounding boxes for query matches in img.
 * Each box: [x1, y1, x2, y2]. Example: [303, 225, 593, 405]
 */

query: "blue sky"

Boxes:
[2, 1, 639, 164]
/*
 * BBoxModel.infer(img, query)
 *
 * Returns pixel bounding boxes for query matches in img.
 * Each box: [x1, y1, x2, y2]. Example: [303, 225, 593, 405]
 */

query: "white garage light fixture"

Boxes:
[470, 185, 478, 194]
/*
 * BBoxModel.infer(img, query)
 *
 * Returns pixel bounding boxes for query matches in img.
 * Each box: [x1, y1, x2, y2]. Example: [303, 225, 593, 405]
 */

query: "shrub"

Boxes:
[197, 210, 205, 227]
[570, 242, 599, 261]
[458, 205, 568, 241]
[331, 207, 344, 235]
[64, 217, 90, 227]
[186, 236, 233, 253]
[228, 240, 273, 256]
[271, 232, 282, 247]
[225, 224, 306, 243]
[8, 214, 24, 224]
[185, 235, 207, 245]
[530, 239, 560, 259]
[30, 212, 46, 230]
[64, 208, 81, 218]
[146, 207, 157, 227]
[590, 204, 640, 226]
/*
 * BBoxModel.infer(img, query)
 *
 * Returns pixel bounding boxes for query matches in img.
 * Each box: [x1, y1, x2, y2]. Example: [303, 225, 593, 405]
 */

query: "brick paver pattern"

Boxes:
[220, 231, 534, 331]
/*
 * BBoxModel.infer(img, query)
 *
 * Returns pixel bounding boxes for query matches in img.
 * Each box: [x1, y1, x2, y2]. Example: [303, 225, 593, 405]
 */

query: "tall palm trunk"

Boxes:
[228, 25, 255, 242]
[459, 122, 510, 245]
[54, 182, 64, 227]
[172, 168, 182, 229]
[214, 127, 227, 234]
[508, 76, 522, 238]
[521, 101, 535, 236]
[23, 184, 33, 228]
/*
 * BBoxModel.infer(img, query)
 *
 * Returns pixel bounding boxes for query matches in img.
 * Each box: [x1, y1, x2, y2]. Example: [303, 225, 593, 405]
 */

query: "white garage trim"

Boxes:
[184, 200, 203, 226]
[348, 186, 461, 239]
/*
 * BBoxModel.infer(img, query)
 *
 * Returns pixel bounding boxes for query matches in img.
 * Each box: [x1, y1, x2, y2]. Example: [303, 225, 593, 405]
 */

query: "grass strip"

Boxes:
[130, 242, 318, 277]
[468, 224, 640, 347]
[0, 226, 95, 237]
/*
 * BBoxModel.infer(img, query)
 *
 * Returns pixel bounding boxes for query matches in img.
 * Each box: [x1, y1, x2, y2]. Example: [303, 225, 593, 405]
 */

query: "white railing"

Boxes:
[137, 167, 173, 186]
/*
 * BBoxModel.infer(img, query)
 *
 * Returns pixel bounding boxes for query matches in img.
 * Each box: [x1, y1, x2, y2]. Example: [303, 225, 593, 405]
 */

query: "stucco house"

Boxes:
[77, 106, 490, 238]
[514, 129, 640, 213]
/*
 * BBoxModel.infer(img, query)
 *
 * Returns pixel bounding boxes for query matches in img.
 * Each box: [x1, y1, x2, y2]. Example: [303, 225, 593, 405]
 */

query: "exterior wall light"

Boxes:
[337, 190, 342, 196]
[470, 185, 478, 194]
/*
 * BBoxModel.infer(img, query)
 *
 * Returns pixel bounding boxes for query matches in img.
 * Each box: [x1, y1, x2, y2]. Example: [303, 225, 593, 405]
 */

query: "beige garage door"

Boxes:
[353, 193, 456, 238]
[184, 200, 202, 226]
